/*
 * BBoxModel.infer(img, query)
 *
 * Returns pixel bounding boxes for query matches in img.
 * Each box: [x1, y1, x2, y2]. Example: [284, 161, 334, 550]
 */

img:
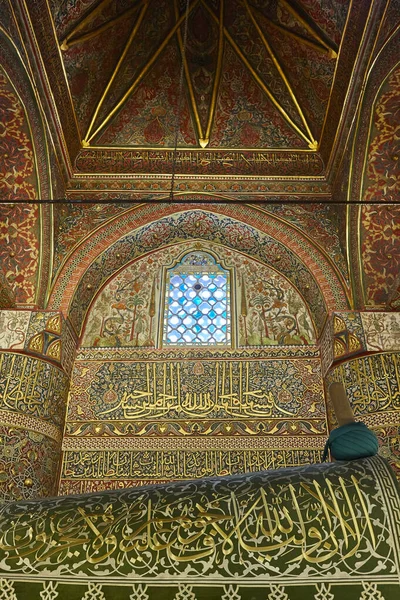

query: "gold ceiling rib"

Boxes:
[201, 0, 313, 148]
[84, 0, 200, 146]
[202, 0, 224, 148]
[83, 0, 149, 146]
[60, 0, 115, 50]
[252, 6, 334, 58]
[280, 0, 338, 59]
[173, 0, 205, 145]
[60, 3, 143, 51]
[244, 0, 317, 149]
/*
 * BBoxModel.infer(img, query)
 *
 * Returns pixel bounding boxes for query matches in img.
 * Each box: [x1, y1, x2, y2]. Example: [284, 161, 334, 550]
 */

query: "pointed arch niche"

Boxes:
[81, 241, 316, 350]
[62, 244, 324, 495]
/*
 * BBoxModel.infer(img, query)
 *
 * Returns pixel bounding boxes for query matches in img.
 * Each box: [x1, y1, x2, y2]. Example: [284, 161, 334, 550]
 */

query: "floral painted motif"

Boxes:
[0, 204, 39, 304]
[361, 205, 400, 308]
[363, 68, 399, 203]
[54, 203, 132, 275]
[0, 425, 60, 503]
[81, 242, 315, 348]
[0, 68, 38, 200]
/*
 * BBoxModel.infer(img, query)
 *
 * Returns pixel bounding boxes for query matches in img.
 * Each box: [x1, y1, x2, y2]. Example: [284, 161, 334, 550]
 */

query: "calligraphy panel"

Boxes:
[75, 148, 325, 176]
[2, 457, 400, 596]
[66, 357, 325, 436]
[0, 352, 69, 429]
[61, 354, 325, 491]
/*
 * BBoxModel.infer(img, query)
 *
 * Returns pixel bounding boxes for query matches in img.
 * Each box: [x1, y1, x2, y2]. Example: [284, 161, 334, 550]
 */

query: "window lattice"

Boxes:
[163, 252, 231, 346]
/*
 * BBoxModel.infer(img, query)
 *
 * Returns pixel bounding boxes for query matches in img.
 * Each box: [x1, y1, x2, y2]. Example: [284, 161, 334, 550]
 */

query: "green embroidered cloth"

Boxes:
[0, 456, 399, 599]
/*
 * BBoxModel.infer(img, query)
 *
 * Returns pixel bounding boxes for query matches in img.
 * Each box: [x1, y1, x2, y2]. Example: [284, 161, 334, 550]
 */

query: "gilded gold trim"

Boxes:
[173, 0, 204, 145]
[84, 0, 199, 145]
[244, 0, 317, 148]
[84, 0, 149, 145]
[60, 0, 115, 49]
[201, 0, 311, 147]
[280, 0, 338, 56]
[61, 3, 143, 50]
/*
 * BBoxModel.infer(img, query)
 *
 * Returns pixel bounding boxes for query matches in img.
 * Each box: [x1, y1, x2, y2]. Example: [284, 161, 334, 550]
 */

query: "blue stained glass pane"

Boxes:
[200, 289, 211, 300]
[171, 275, 183, 285]
[164, 253, 230, 346]
[183, 316, 195, 327]
[199, 316, 211, 327]
[186, 275, 197, 286]
[183, 330, 195, 342]
[199, 302, 210, 312]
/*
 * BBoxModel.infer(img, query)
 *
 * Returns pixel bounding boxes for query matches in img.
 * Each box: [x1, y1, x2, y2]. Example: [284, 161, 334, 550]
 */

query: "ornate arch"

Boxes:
[47, 204, 349, 336]
[0, 30, 53, 306]
[347, 28, 400, 309]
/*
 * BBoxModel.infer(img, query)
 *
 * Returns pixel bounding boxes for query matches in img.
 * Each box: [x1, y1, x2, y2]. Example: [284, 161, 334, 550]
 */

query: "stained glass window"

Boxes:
[163, 251, 231, 346]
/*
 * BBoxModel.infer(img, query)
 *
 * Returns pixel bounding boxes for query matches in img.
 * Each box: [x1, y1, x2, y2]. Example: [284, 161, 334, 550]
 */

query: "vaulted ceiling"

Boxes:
[0, 0, 388, 201]
[55, 0, 347, 151]
[31, 0, 377, 199]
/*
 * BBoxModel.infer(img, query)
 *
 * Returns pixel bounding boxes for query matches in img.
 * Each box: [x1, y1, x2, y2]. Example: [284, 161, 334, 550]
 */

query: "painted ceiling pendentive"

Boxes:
[50, 0, 348, 152]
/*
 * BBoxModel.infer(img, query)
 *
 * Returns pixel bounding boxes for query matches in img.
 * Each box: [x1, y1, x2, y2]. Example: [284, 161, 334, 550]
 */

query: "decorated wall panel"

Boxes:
[319, 311, 400, 375]
[0, 351, 69, 502]
[60, 354, 325, 494]
[0, 204, 40, 305]
[2, 457, 400, 599]
[348, 42, 400, 309]
[53, 202, 133, 276]
[0, 425, 60, 503]
[360, 204, 400, 310]
[0, 310, 77, 376]
[326, 353, 400, 479]
[0, 271, 15, 309]
[81, 242, 315, 349]
[0, 68, 38, 201]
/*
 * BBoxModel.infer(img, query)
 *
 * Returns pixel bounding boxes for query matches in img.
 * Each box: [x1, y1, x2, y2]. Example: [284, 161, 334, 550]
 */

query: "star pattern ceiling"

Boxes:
[51, 0, 350, 151]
